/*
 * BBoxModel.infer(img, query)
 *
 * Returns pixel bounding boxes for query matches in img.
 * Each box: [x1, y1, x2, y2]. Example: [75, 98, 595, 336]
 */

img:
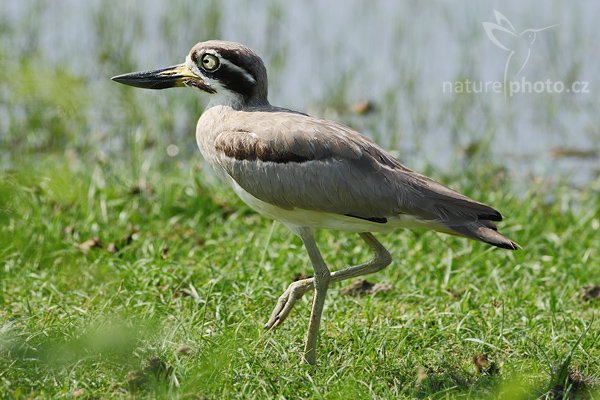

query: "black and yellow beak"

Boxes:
[111, 63, 215, 92]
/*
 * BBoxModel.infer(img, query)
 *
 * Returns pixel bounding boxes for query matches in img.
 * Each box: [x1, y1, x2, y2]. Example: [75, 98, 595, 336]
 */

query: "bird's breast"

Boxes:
[195, 108, 230, 165]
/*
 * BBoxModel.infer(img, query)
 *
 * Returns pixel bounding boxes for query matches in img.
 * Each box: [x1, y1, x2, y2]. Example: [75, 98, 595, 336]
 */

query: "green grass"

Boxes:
[1, 153, 599, 399]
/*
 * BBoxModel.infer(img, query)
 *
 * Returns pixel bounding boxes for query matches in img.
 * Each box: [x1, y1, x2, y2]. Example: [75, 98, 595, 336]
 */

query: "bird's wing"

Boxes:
[212, 111, 502, 227]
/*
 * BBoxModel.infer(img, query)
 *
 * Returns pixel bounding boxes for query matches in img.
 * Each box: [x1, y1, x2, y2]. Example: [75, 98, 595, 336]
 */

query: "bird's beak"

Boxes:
[111, 63, 215, 92]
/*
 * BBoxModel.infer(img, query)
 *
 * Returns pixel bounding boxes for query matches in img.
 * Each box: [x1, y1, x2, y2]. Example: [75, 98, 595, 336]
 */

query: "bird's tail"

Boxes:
[447, 221, 519, 250]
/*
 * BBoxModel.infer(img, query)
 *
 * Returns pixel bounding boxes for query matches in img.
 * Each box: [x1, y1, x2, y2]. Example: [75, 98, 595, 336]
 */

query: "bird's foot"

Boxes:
[264, 278, 313, 329]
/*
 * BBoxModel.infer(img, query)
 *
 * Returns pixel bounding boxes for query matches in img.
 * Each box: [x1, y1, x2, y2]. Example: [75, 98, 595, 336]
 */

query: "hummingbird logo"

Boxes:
[483, 10, 558, 91]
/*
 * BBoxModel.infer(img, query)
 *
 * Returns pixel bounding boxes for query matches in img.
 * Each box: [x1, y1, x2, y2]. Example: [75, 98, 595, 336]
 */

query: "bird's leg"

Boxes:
[264, 232, 392, 333]
[265, 278, 313, 329]
[297, 228, 331, 365]
[328, 233, 391, 282]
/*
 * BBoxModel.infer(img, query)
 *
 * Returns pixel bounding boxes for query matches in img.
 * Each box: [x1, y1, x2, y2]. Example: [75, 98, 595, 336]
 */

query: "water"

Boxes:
[1, 0, 599, 185]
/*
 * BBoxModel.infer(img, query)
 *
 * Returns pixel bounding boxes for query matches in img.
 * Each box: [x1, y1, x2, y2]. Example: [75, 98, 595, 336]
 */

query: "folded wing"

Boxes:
[213, 110, 517, 249]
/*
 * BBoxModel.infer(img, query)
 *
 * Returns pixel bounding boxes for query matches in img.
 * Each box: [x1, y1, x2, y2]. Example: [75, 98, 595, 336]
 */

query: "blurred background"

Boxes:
[1, 0, 599, 187]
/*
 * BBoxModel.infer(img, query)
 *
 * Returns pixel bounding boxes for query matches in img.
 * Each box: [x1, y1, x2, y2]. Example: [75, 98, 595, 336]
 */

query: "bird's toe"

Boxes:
[264, 279, 313, 329]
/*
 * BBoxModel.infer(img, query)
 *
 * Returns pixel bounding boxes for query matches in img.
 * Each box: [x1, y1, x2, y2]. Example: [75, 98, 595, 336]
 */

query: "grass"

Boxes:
[1, 151, 599, 399]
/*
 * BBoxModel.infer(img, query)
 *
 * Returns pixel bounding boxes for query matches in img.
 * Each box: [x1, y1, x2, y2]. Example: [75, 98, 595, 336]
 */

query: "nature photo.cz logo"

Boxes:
[443, 10, 590, 97]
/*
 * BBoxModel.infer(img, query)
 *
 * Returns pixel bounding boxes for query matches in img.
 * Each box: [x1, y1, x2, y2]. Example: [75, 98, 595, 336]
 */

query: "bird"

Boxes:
[112, 40, 518, 365]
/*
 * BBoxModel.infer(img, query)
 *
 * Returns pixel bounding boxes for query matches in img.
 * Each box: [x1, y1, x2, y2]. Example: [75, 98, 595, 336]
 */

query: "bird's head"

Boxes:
[112, 40, 269, 108]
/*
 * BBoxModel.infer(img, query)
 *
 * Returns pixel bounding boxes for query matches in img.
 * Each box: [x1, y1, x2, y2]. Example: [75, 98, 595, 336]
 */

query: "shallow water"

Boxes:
[1, 0, 599, 185]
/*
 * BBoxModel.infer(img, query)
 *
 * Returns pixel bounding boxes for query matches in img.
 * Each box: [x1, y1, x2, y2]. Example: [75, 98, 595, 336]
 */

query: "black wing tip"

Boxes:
[480, 210, 503, 222]
[491, 239, 520, 250]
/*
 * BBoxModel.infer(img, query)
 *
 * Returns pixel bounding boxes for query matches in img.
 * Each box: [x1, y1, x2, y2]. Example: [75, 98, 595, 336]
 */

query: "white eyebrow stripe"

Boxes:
[219, 58, 257, 84]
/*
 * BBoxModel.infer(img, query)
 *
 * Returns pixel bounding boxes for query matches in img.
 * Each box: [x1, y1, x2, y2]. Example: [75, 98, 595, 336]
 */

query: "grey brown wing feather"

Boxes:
[213, 112, 517, 249]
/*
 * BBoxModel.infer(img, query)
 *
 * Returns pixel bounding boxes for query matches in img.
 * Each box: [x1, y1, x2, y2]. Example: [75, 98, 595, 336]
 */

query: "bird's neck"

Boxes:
[206, 91, 269, 111]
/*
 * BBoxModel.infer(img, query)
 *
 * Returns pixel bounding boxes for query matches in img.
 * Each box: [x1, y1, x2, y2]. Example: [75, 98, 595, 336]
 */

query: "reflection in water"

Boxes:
[1, 0, 598, 184]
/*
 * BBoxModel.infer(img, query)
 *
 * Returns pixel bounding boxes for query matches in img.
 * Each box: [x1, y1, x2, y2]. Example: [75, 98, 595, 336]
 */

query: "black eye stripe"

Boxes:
[212, 63, 255, 100]
[192, 49, 257, 82]
[190, 49, 259, 103]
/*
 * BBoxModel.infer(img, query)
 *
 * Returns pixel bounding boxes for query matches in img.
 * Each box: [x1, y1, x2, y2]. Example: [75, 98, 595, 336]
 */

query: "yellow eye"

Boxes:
[201, 54, 220, 71]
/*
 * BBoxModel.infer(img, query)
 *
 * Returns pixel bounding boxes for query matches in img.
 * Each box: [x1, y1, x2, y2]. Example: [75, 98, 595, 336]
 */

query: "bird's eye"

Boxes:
[201, 54, 220, 71]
